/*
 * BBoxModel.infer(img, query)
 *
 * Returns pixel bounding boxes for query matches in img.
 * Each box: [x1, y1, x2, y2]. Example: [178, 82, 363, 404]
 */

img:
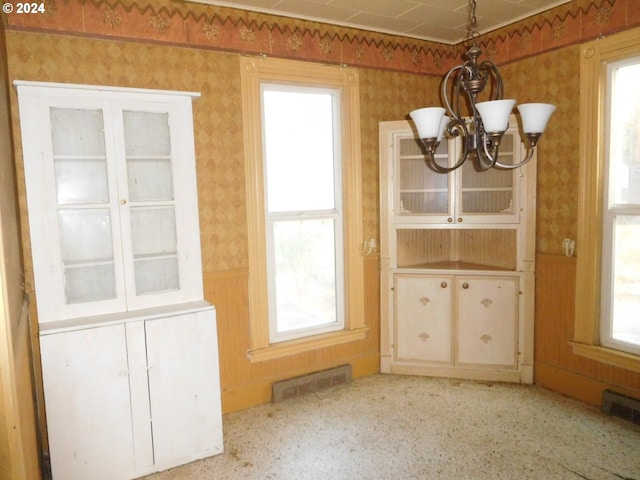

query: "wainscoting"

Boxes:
[534, 253, 640, 406]
[203, 256, 381, 413]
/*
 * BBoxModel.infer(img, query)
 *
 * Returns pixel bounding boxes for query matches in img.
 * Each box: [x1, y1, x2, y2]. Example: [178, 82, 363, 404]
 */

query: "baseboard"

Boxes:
[534, 361, 608, 406]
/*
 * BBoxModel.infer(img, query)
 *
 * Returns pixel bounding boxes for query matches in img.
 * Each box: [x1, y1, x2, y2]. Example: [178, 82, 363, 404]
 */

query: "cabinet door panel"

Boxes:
[395, 275, 453, 363]
[40, 326, 136, 480]
[145, 309, 223, 467]
[395, 136, 453, 222]
[456, 277, 518, 367]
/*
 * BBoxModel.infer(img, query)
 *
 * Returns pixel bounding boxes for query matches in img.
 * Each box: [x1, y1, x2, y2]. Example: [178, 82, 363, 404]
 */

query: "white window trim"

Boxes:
[573, 26, 640, 372]
[240, 56, 367, 362]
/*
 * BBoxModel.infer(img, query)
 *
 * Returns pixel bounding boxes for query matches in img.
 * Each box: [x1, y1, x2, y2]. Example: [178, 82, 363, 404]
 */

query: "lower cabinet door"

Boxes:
[145, 308, 224, 469]
[395, 274, 453, 363]
[456, 276, 518, 367]
[40, 325, 137, 480]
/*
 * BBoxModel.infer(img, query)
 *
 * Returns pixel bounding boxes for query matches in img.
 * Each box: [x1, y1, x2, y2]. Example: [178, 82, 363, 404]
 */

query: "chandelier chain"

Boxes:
[464, 0, 480, 46]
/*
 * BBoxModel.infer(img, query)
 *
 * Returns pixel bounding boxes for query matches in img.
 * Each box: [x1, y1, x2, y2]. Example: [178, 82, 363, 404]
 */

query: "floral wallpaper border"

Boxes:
[5, 0, 640, 75]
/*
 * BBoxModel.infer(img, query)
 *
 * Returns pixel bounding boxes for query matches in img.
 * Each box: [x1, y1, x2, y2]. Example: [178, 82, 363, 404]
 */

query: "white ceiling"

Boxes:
[188, 0, 573, 44]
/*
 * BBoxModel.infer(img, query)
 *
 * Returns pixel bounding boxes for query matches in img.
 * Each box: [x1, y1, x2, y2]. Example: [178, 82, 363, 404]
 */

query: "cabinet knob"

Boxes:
[440, 282, 447, 288]
[120, 199, 127, 205]
[462, 282, 469, 289]
[447, 217, 453, 223]
[457, 217, 463, 223]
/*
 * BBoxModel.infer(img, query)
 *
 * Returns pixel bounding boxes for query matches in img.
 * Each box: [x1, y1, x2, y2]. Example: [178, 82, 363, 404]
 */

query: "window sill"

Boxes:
[569, 341, 640, 373]
[247, 326, 369, 363]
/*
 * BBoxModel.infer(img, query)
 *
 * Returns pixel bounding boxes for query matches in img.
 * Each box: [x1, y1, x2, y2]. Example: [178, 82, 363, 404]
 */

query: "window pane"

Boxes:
[272, 219, 338, 334]
[50, 108, 109, 205]
[50, 108, 106, 157]
[609, 60, 640, 205]
[263, 89, 336, 213]
[58, 209, 116, 304]
[124, 111, 174, 202]
[611, 215, 640, 348]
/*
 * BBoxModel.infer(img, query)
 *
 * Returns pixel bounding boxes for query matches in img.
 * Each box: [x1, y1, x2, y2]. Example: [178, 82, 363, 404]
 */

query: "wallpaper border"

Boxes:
[4, 0, 640, 75]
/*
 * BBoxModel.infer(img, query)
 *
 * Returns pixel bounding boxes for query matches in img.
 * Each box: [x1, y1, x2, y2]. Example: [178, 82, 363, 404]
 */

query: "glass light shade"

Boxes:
[518, 103, 556, 133]
[475, 99, 516, 133]
[410, 107, 446, 139]
[438, 115, 450, 142]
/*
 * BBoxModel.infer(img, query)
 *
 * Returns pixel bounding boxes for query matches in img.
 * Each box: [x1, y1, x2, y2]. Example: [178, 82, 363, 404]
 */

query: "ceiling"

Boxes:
[188, 0, 573, 44]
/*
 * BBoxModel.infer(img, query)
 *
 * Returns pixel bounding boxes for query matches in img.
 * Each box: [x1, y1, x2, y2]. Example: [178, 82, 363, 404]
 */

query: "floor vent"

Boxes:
[272, 364, 352, 403]
[602, 390, 640, 426]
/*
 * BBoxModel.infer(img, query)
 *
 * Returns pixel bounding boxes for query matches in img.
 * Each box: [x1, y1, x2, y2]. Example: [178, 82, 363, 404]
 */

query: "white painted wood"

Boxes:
[15, 82, 204, 324]
[40, 325, 136, 480]
[379, 118, 535, 383]
[456, 276, 518, 367]
[125, 321, 154, 470]
[145, 308, 224, 469]
[395, 274, 453, 363]
[39, 305, 223, 480]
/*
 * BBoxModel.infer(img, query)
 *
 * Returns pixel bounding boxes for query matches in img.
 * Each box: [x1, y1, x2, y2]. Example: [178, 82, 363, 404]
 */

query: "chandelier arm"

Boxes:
[475, 128, 500, 170]
[478, 60, 504, 100]
[493, 146, 536, 169]
[441, 65, 464, 120]
[420, 146, 458, 173]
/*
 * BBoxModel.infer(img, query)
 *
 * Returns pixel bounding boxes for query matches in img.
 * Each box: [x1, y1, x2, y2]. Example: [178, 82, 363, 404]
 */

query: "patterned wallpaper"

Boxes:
[6, 33, 247, 273]
[5, 0, 640, 76]
[501, 48, 581, 254]
[4, 0, 640, 281]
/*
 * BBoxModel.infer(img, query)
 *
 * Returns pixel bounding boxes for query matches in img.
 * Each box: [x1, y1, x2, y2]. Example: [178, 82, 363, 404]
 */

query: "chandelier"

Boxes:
[409, 0, 556, 172]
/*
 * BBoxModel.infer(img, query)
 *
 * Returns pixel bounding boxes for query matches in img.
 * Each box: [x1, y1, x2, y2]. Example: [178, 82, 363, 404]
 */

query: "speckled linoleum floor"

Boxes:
[143, 374, 640, 480]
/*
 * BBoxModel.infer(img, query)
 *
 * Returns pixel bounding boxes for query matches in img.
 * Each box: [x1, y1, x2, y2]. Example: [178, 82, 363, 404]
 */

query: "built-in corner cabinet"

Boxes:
[379, 118, 535, 383]
[15, 81, 223, 480]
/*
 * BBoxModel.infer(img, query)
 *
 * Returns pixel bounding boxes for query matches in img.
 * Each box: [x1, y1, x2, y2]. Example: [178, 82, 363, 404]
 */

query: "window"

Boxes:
[240, 57, 366, 361]
[601, 59, 640, 356]
[262, 86, 344, 342]
[574, 27, 640, 371]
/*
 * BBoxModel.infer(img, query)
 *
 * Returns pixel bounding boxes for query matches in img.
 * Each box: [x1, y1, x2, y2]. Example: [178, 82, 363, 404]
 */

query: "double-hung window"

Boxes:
[601, 57, 640, 356]
[241, 56, 366, 361]
[262, 85, 345, 342]
[574, 27, 640, 370]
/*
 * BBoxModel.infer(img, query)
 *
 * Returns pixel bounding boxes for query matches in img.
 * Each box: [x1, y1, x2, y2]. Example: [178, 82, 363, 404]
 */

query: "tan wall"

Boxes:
[4, 0, 639, 448]
[5, 31, 441, 414]
[0, 21, 40, 480]
[502, 46, 640, 405]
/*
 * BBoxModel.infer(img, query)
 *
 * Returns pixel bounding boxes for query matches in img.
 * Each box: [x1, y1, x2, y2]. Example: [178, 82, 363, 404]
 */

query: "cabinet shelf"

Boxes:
[54, 155, 107, 161]
[399, 261, 515, 272]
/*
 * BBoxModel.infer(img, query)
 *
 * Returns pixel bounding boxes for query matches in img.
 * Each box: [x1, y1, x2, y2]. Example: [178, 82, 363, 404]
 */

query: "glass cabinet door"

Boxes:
[50, 107, 121, 305]
[456, 128, 520, 224]
[123, 110, 180, 296]
[395, 134, 452, 222]
[18, 83, 203, 323]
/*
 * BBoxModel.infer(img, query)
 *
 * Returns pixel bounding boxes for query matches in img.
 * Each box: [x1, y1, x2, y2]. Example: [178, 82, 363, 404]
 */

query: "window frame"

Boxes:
[573, 26, 640, 372]
[261, 84, 345, 343]
[240, 56, 366, 362]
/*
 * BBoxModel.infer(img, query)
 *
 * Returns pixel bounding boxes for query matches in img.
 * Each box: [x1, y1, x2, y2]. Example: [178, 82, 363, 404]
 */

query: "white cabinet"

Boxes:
[394, 274, 518, 369]
[380, 119, 535, 383]
[15, 81, 223, 480]
[16, 81, 204, 324]
[40, 305, 223, 480]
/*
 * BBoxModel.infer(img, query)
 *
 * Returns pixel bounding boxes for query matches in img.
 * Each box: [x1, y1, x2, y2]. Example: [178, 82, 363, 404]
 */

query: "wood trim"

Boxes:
[575, 26, 640, 346]
[248, 326, 369, 362]
[239, 56, 365, 355]
[569, 342, 640, 373]
[534, 361, 607, 407]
